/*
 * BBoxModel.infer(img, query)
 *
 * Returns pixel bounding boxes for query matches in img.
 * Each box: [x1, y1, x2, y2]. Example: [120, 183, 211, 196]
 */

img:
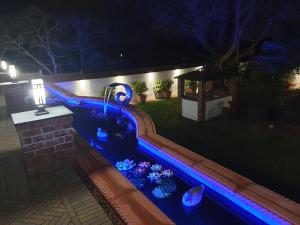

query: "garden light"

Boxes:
[1, 61, 7, 70]
[8, 65, 17, 80]
[31, 79, 48, 116]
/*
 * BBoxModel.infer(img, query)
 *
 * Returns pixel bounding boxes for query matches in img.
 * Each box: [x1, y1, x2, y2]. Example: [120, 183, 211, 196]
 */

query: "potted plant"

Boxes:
[153, 79, 174, 99]
[153, 79, 164, 99]
[185, 80, 198, 96]
[131, 81, 148, 104]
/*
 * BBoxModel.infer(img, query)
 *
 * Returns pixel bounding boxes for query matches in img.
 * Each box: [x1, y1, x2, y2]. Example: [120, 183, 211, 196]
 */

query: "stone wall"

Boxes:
[15, 114, 76, 175]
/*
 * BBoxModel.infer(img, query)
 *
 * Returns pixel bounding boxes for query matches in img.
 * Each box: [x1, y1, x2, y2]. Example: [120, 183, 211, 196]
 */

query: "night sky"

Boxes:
[1, 0, 113, 15]
[1, 0, 300, 73]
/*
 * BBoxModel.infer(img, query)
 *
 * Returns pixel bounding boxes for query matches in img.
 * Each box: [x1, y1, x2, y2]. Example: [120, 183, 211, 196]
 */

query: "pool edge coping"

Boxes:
[75, 133, 175, 225]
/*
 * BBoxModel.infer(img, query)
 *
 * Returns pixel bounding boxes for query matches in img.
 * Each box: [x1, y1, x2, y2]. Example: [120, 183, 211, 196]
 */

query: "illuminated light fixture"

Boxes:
[8, 65, 17, 81]
[115, 75, 125, 83]
[148, 72, 154, 81]
[31, 79, 49, 116]
[1, 61, 7, 70]
[197, 66, 204, 71]
[174, 69, 180, 76]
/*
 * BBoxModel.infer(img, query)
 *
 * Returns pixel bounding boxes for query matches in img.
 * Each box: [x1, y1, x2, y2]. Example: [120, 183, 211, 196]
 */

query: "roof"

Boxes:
[175, 69, 236, 81]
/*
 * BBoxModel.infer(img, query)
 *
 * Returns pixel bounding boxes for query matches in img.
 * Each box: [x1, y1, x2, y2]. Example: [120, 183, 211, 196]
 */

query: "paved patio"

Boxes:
[0, 105, 113, 225]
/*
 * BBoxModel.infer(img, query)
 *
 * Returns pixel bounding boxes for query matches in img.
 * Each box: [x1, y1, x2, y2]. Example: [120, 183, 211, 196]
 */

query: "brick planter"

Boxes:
[11, 106, 76, 175]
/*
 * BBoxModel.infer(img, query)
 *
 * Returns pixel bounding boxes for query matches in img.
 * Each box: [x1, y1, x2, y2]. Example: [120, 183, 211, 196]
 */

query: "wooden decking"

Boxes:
[0, 106, 113, 225]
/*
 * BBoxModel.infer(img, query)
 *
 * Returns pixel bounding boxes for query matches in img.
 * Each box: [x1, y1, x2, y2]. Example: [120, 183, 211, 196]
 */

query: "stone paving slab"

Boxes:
[0, 105, 113, 225]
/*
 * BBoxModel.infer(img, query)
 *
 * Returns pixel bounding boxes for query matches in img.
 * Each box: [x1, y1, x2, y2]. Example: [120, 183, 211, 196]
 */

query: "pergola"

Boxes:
[176, 68, 238, 122]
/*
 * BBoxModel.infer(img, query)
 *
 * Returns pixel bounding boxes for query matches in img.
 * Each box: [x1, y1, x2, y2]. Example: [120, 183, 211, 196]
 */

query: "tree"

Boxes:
[0, 7, 63, 74]
[61, 15, 110, 73]
[151, 0, 283, 70]
[0, 7, 112, 74]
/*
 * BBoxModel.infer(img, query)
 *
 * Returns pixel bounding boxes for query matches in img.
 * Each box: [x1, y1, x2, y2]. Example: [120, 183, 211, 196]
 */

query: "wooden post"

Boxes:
[229, 77, 238, 103]
[198, 81, 206, 122]
[207, 81, 215, 92]
[178, 78, 184, 116]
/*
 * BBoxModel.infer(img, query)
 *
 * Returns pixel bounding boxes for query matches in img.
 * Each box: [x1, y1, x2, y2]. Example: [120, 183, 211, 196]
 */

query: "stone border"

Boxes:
[46, 83, 300, 225]
[74, 156, 127, 225]
[74, 133, 175, 225]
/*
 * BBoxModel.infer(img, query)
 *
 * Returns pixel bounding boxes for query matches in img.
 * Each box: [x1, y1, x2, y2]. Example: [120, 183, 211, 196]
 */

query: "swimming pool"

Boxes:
[46, 83, 292, 225]
[71, 106, 254, 225]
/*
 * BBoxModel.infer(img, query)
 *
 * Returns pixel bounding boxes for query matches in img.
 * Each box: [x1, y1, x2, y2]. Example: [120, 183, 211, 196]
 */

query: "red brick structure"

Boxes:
[11, 106, 76, 175]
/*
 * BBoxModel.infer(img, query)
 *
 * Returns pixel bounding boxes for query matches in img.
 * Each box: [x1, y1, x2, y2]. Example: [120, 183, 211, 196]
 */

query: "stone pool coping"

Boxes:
[46, 83, 300, 225]
[74, 133, 175, 225]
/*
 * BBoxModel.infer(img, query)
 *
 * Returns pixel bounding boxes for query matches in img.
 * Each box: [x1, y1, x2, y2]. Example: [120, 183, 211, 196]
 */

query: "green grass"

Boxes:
[138, 98, 300, 202]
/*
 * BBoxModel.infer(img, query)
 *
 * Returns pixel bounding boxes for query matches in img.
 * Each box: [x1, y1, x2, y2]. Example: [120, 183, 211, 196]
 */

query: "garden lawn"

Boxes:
[138, 98, 300, 203]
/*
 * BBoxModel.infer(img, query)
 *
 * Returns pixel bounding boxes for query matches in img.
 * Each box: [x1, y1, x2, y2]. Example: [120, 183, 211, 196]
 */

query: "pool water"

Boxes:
[70, 106, 265, 225]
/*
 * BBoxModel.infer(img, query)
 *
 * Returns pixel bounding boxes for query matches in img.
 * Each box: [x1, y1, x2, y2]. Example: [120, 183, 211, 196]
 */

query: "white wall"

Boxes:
[295, 74, 300, 88]
[0, 95, 6, 107]
[182, 98, 198, 121]
[205, 96, 232, 121]
[55, 66, 200, 98]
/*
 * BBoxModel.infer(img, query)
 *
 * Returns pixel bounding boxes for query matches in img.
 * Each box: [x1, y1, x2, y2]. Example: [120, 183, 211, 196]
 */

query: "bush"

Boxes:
[153, 79, 174, 92]
[131, 81, 148, 95]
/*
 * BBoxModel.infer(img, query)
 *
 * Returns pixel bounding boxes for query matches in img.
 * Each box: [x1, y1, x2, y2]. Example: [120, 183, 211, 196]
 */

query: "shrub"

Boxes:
[185, 80, 198, 89]
[153, 79, 174, 92]
[131, 81, 148, 95]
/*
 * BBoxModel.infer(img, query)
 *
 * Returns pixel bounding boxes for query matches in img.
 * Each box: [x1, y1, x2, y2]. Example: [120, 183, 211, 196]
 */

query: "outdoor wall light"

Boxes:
[1, 61, 7, 71]
[148, 72, 154, 81]
[31, 79, 49, 116]
[174, 69, 180, 76]
[8, 65, 17, 81]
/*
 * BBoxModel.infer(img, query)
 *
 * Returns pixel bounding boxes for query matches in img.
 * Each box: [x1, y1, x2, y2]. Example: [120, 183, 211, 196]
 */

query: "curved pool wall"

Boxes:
[72, 107, 249, 225]
[46, 83, 293, 225]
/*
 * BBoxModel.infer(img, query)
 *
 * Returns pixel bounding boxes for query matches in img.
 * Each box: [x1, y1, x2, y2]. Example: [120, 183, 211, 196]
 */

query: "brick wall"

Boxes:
[15, 115, 76, 175]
